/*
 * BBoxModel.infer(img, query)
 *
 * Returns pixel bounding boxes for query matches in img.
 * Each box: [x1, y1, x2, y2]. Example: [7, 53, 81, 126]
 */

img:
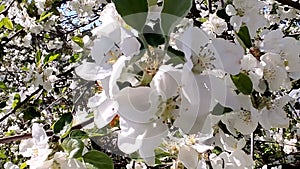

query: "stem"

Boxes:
[0, 117, 94, 144]
[251, 132, 254, 159]
[0, 86, 43, 123]
[275, 0, 300, 10]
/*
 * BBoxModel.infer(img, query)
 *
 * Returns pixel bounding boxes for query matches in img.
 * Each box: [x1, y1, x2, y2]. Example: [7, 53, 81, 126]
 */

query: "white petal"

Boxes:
[32, 123, 48, 147]
[212, 38, 243, 75]
[75, 62, 111, 81]
[94, 99, 118, 129]
[225, 4, 237, 16]
[119, 37, 141, 57]
[178, 145, 198, 169]
[87, 92, 107, 108]
[116, 87, 160, 123]
[150, 65, 182, 99]
[91, 36, 115, 64]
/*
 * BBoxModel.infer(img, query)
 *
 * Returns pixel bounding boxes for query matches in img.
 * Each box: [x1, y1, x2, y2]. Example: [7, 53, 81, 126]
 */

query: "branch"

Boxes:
[275, 0, 300, 10]
[0, 117, 93, 144]
[0, 131, 54, 144]
[0, 0, 15, 15]
[0, 86, 43, 123]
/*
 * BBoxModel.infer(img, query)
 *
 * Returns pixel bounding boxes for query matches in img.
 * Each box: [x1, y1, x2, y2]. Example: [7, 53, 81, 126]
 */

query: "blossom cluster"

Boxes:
[0, 0, 299, 168]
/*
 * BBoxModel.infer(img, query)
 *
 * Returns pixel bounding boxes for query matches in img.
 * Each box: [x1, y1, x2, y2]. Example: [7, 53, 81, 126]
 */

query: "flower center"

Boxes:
[191, 44, 216, 74]
[105, 47, 122, 64]
[238, 110, 252, 124]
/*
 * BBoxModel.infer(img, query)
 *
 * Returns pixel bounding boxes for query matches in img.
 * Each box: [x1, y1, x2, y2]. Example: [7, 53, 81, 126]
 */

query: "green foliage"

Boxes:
[236, 25, 252, 49]
[61, 137, 84, 158]
[231, 73, 253, 95]
[39, 11, 53, 22]
[143, 24, 165, 47]
[112, 0, 148, 31]
[69, 53, 82, 63]
[0, 81, 7, 90]
[23, 106, 41, 121]
[35, 49, 42, 66]
[71, 36, 84, 48]
[0, 4, 5, 13]
[0, 17, 14, 30]
[44, 53, 60, 65]
[53, 112, 73, 138]
[161, 0, 192, 35]
[12, 94, 21, 109]
[83, 150, 114, 169]
[212, 103, 233, 115]
[165, 46, 185, 65]
[69, 129, 89, 139]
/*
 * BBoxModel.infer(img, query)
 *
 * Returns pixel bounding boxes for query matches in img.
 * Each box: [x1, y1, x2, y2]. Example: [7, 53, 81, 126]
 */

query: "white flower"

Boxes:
[227, 0, 267, 37]
[202, 14, 228, 36]
[178, 132, 213, 169]
[221, 95, 259, 135]
[51, 152, 86, 169]
[174, 65, 214, 134]
[259, 95, 291, 130]
[35, 0, 46, 14]
[19, 123, 52, 169]
[4, 162, 19, 169]
[260, 53, 291, 91]
[117, 117, 168, 166]
[240, 54, 266, 93]
[176, 27, 243, 75]
[260, 29, 300, 80]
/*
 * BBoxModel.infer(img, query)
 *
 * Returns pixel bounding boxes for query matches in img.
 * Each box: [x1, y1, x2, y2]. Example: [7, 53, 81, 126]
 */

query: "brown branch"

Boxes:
[0, 117, 93, 144]
[275, 0, 300, 10]
[0, 0, 15, 15]
[0, 131, 54, 144]
[0, 86, 44, 123]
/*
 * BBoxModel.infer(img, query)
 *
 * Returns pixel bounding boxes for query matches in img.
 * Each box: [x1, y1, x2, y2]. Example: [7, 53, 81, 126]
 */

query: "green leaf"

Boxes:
[83, 150, 114, 169]
[69, 129, 89, 140]
[2, 17, 14, 30]
[112, 0, 148, 31]
[23, 106, 41, 121]
[12, 94, 20, 109]
[0, 81, 7, 90]
[69, 53, 82, 63]
[212, 103, 233, 115]
[0, 20, 3, 29]
[165, 46, 185, 65]
[39, 11, 53, 22]
[0, 150, 7, 159]
[53, 112, 73, 137]
[35, 49, 41, 66]
[161, 0, 192, 35]
[143, 24, 165, 47]
[71, 36, 84, 48]
[230, 73, 253, 95]
[237, 25, 252, 49]
[44, 53, 60, 65]
[61, 137, 84, 158]
[20, 162, 27, 169]
[0, 5, 5, 13]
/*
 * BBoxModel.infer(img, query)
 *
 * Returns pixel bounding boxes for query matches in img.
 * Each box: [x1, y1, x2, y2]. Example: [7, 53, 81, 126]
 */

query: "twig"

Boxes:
[275, 0, 300, 10]
[0, 117, 93, 144]
[0, 0, 15, 15]
[0, 86, 43, 123]
[0, 131, 54, 144]
[207, 0, 213, 13]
